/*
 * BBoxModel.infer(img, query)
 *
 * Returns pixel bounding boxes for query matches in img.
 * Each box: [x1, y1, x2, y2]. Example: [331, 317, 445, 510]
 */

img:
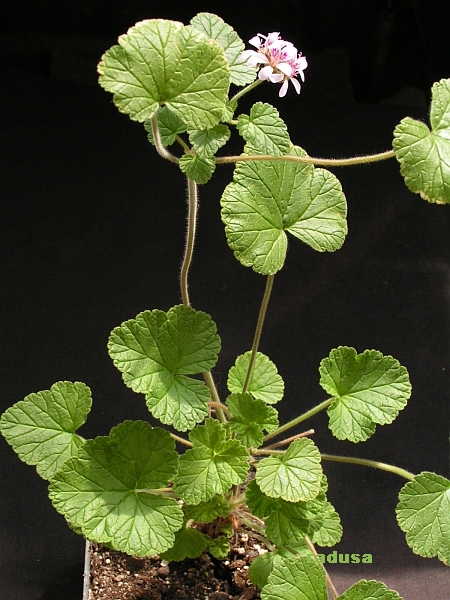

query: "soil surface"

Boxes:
[89, 532, 264, 600]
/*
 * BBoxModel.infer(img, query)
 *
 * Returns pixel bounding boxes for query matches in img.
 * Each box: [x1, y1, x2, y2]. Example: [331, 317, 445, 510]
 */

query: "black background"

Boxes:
[1, 2, 449, 599]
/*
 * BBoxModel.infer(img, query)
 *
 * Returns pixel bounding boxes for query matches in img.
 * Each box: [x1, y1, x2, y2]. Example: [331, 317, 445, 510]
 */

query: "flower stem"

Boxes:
[216, 149, 395, 167]
[263, 398, 334, 443]
[243, 274, 275, 393]
[320, 454, 416, 480]
[180, 176, 198, 306]
[304, 536, 339, 599]
[150, 114, 179, 164]
[229, 79, 263, 105]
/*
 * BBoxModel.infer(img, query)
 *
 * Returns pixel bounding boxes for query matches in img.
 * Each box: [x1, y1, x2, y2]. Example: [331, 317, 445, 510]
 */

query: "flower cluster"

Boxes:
[240, 32, 307, 97]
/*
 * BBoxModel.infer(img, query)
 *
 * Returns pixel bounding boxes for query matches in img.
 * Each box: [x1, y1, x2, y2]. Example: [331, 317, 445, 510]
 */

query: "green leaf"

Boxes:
[320, 347, 411, 442]
[144, 106, 187, 147]
[249, 545, 312, 590]
[189, 124, 230, 157]
[261, 556, 327, 600]
[221, 147, 347, 275]
[310, 501, 343, 547]
[396, 471, 450, 564]
[393, 78, 450, 204]
[0, 381, 91, 480]
[228, 351, 284, 404]
[226, 393, 279, 448]
[173, 418, 249, 504]
[190, 12, 256, 86]
[265, 503, 311, 546]
[98, 19, 229, 129]
[208, 536, 231, 559]
[159, 526, 208, 561]
[337, 579, 403, 600]
[48, 420, 183, 557]
[256, 438, 322, 502]
[179, 154, 216, 184]
[108, 305, 220, 431]
[237, 103, 290, 156]
[246, 478, 281, 518]
[184, 495, 230, 522]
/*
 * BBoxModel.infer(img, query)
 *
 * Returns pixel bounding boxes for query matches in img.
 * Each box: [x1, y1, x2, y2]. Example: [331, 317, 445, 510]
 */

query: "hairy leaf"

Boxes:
[337, 579, 403, 599]
[0, 381, 91, 480]
[159, 526, 208, 561]
[320, 347, 411, 442]
[144, 106, 187, 147]
[98, 19, 229, 129]
[189, 124, 230, 157]
[237, 103, 290, 156]
[179, 154, 216, 184]
[184, 495, 230, 522]
[261, 555, 327, 600]
[228, 351, 284, 404]
[48, 420, 183, 557]
[173, 419, 249, 504]
[108, 305, 220, 431]
[396, 471, 450, 564]
[256, 438, 322, 502]
[393, 78, 450, 204]
[226, 393, 279, 448]
[190, 12, 256, 86]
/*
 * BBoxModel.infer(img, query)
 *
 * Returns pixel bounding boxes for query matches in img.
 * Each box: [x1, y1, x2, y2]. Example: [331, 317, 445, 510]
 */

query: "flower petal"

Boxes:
[258, 65, 274, 80]
[249, 35, 262, 48]
[279, 80, 289, 97]
[268, 73, 284, 83]
[277, 62, 293, 77]
[291, 77, 301, 94]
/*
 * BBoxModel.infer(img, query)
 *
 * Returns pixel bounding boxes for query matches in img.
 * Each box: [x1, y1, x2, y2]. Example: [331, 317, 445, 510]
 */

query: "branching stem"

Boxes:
[320, 454, 416, 480]
[263, 429, 315, 450]
[263, 398, 334, 442]
[243, 274, 275, 393]
[204, 371, 226, 423]
[180, 176, 198, 306]
[229, 79, 263, 104]
[216, 149, 395, 167]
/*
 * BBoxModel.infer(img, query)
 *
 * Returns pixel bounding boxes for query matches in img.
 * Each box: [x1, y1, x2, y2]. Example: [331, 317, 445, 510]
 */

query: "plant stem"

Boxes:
[263, 398, 334, 442]
[150, 114, 179, 164]
[204, 371, 227, 423]
[216, 149, 395, 167]
[170, 432, 193, 447]
[264, 429, 315, 450]
[180, 176, 198, 306]
[304, 536, 339, 599]
[243, 274, 275, 393]
[320, 454, 416, 480]
[208, 401, 229, 413]
[229, 79, 263, 104]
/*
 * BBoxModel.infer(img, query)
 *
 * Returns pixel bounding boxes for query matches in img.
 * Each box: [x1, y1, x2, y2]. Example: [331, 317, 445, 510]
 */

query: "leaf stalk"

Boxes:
[263, 398, 334, 442]
[216, 149, 396, 167]
[320, 453, 416, 480]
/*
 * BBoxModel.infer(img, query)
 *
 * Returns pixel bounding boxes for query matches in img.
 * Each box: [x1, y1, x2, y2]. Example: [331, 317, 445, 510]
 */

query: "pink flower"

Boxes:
[240, 32, 307, 97]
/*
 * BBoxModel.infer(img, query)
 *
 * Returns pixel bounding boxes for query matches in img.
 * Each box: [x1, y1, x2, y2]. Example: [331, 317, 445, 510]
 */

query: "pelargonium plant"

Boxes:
[1, 12, 449, 600]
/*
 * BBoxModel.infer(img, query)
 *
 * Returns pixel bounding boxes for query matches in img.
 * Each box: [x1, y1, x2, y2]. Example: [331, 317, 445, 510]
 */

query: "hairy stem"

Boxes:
[263, 429, 315, 450]
[304, 537, 339, 599]
[229, 78, 264, 104]
[150, 114, 179, 164]
[203, 371, 226, 423]
[243, 274, 275, 393]
[180, 176, 198, 306]
[216, 149, 395, 167]
[170, 432, 193, 447]
[263, 398, 334, 442]
[320, 454, 416, 480]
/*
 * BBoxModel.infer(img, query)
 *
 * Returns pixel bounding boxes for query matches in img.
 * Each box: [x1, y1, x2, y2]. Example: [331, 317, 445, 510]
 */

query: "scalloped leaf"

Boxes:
[184, 495, 230, 522]
[393, 78, 450, 204]
[396, 471, 450, 565]
[179, 154, 216, 184]
[0, 381, 91, 480]
[248, 543, 312, 589]
[237, 103, 290, 156]
[190, 12, 256, 86]
[48, 420, 183, 557]
[173, 419, 249, 505]
[208, 536, 231, 559]
[226, 393, 279, 448]
[320, 347, 411, 442]
[337, 579, 403, 600]
[144, 106, 187, 147]
[159, 526, 208, 561]
[228, 351, 284, 404]
[221, 147, 347, 275]
[98, 19, 229, 129]
[261, 555, 327, 600]
[310, 501, 343, 547]
[256, 438, 322, 502]
[108, 305, 220, 431]
[189, 124, 230, 157]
